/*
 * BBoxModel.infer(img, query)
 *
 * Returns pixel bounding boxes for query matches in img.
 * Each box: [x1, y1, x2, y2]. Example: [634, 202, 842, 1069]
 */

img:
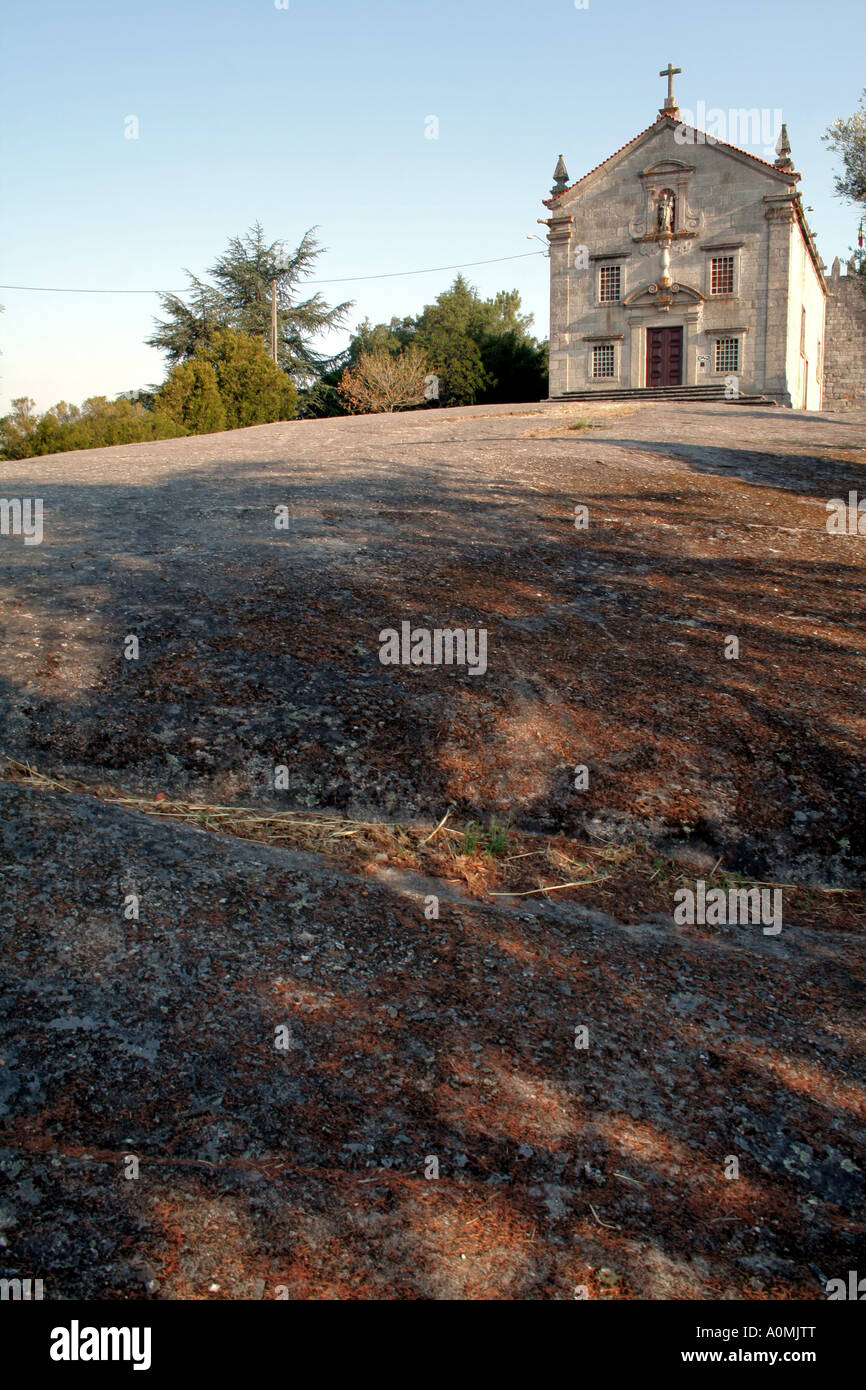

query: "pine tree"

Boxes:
[147, 224, 352, 385]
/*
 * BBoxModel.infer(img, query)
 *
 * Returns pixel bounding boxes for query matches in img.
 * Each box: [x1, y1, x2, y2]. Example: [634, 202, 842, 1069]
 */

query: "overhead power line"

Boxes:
[311, 251, 545, 284]
[0, 250, 546, 296]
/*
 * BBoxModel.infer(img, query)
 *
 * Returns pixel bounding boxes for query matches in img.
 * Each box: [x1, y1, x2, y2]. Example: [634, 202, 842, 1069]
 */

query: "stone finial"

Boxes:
[775, 123, 794, 170]
[551, 155, 569, 195]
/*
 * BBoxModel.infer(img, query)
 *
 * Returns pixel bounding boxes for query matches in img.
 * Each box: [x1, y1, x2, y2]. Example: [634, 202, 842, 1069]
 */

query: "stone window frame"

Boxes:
[597, 262, 623, 304]
[713, 336, 740, 373]
[710, 255, 735, 296]
[704, 324, 748, 378]
[590, 342, 618, 379]
[701, 242, 744, 300]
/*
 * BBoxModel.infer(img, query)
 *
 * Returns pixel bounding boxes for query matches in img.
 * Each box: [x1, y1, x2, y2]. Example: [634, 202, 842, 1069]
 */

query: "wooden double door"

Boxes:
[646, 326, 683, 387]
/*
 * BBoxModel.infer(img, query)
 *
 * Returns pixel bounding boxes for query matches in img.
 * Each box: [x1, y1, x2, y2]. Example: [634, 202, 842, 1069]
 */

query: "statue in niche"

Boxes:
[656, 189, 676, 234]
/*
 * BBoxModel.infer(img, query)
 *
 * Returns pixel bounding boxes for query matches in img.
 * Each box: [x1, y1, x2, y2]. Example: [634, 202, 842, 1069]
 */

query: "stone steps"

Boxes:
[549, 385, 777, 406]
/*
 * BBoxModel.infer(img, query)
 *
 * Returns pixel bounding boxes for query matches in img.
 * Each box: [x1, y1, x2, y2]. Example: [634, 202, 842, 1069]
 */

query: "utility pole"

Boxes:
[271, 278, 278, 362]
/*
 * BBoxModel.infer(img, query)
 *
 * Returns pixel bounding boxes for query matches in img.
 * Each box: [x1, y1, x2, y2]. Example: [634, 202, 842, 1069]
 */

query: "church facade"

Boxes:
[543, 68, 827, 408]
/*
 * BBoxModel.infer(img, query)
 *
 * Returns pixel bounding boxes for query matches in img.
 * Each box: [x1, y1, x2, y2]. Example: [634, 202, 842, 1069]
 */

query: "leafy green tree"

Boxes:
[415, 276, 547, 404]
[62, 396, 185, 449]
[414, 276, 530, 348]
[0, 398, 40, 457]
[298, 378, 347, 418]
[473, 286, 537, 340]
[479, 331, 549, 404]
[0, 395, 185, 459]
[206, 328, 298, 427]
[824, 90, 866, 280]
[418, 327, 488, 406]
[154, 358, 226, 433]
[824, 90, 866, 205]
[157, 329, 298, 431]
[62, 396, 181, 448]
[317, 276, 548, 413]
[1, 330, 298, 460]
[345, 316, 416, 364]
[148, 224, 352, 384]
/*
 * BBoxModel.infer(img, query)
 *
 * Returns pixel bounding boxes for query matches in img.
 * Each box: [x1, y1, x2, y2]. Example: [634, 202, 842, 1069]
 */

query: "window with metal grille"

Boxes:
[714, 337, 739, 372]
[592, 344, 616, 378]
[711, 256, 734, 295]
[599, 265, 621, 302]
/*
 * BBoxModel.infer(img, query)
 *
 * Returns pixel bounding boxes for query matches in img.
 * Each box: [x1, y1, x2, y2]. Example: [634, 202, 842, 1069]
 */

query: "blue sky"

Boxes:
[1, 0, 863, 412]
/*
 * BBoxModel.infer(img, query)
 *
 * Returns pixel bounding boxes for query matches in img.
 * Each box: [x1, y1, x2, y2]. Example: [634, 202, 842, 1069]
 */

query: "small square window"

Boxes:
[711, 256, 734, 295]
[599, 265, 621, 302]
[714, 337, 739, 372]
[592, 344, 616, 378]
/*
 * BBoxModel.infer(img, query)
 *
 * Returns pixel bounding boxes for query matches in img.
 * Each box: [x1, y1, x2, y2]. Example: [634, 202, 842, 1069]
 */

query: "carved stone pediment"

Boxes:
[623, 281, 704, 310]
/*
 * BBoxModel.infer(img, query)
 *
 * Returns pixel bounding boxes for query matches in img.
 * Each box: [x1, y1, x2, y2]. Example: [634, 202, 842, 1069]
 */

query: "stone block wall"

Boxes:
[823, 258, 866, 408]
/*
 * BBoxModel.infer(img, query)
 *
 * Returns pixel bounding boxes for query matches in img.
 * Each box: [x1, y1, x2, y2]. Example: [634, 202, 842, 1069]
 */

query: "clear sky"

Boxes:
[1, 0, 863, 412]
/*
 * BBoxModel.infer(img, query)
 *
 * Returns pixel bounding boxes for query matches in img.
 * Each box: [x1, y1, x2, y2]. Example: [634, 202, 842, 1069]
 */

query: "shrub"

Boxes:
[338, 345, 429, 414]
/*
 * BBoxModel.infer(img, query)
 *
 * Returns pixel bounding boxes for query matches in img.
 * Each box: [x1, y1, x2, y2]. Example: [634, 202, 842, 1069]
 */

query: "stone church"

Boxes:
[543, 66, 845, 409]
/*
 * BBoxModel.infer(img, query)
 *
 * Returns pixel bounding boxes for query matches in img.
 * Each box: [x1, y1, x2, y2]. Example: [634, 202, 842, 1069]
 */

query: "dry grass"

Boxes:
[1, 758, 855, 927]
[0, 758, 619, 899]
